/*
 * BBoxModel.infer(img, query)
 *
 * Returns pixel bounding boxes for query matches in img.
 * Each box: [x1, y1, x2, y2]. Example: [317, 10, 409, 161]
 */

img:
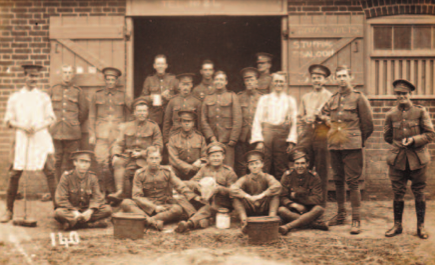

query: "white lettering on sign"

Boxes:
[292, 50, 335, 58]
[292, 41, 333, 49]
[162, 0, 222, 8]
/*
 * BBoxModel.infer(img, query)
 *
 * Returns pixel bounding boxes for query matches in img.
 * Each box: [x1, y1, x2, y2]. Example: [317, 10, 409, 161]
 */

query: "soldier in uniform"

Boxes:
[201, 70, 242, 168]
[49, 64, 89, 185]
[297, 64, 333, 207]
[251, 72, 297, 179]
[321, 65, 374, 234]
[1, 64, 57, 223]
[119, 146, 196, 231]
[54, 151, 112, 231]
[163, 73, 202, 144]
[192, 60, 215, 101]
[384, 80, 434, 239]
[174, 142, 238, 233]
[231, 150, 281, 233]
[278, 151, 328, 235]
[141, 54, 178, 129]
[256, 52, 273, 95]
[89, 67, 132, 196]
[235, 67, 261, 177]
[168, 110, 207, 180]
[108, 97, 163, 204]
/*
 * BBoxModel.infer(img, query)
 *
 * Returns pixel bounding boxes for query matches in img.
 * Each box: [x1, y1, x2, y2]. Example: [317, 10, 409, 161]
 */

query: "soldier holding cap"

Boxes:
[174, 142, 238, 233]
[201, 70, 242, 167]
[383, 79, 434, 239]
[89, 67, 133, 196]
[321, 65, 374, 234]
[256, 52, 273, 95]
[163, 73, 202, 143]
[54, 151, 112, 231]
[109, 97, 163, 204]
[231, 150, 281, 233]
[278, 151, 328, 236]
[193, 60, 215, 101]
[141, 55, 178, 128]
[168, 110, 207, 180]
[296, 64, 333, 207]
[235, 67, 262, 177]
[1, 65, 57, 223]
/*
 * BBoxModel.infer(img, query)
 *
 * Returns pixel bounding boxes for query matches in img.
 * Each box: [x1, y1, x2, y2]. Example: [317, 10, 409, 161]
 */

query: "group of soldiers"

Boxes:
[0, 52, 432, 239]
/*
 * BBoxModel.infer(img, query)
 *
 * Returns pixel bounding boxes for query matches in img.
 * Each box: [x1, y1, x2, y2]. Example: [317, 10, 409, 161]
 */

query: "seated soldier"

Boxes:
[231, 150, 281, 233]
[119, 146, 196, 231]
[174, 142, 238, 233]
[278, 150, 328, 236]
[54, 151, 112, 231]
[109, 97, 163, 204]
[168, 110, 207, 180]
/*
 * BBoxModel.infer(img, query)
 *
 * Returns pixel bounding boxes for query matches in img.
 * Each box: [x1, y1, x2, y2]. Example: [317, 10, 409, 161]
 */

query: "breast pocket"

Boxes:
[205, 98, 217, 118]
[343, 103, 358, 121]
[51, 94, 63, 111]
[66, 96, 79, 112]
[407, 120, 421, 136]
[393, 121, 402, 139]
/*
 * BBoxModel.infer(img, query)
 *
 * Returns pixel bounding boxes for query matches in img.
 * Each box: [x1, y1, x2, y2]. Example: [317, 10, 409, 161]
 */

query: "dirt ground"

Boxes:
[0, 200, 435, 265]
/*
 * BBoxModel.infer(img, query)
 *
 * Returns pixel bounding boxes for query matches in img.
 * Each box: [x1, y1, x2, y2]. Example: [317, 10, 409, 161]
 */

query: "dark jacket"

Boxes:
[280, 169, 323, 207]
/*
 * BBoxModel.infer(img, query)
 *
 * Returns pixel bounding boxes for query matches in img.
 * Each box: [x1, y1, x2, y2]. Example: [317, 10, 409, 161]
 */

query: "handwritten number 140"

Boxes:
[50, 232, 80, 248]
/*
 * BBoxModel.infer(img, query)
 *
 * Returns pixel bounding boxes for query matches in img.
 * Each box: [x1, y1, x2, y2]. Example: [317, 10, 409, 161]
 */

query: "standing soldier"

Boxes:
[235, 67, 261, 177]
[1, 65, 57, 223]
[251, 72, 297, 179]
[321, 65, 374, 235]
[109, 98, 163, 204]
[89, 67, 132, 196]
[201, 71, 242, 168]
[49, 65, 89, 186]
[256, 52, 273, 95]
[163, 73, 202, 144]
[297, 64, 332, 207]
[168, 110, 207, 180]
[384, 80, 434, 239]
[192, 60, 215, 101]
[141, 54, 178, 129]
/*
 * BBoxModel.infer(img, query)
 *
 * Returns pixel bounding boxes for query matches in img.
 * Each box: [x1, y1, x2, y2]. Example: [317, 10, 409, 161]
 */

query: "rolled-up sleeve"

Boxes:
[286, 96, 298, 144]
[250, 96, 266, 144]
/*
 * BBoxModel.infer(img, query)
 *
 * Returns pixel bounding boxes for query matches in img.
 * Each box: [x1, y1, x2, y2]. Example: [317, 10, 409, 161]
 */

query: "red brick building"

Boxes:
[0, 0, 434, 199]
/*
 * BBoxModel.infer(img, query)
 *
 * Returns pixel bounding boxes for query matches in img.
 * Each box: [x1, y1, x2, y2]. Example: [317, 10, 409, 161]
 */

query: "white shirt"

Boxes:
[299, 87, 332, 117]
[250, 92, 298, 144]
[4, 87, 55, 170]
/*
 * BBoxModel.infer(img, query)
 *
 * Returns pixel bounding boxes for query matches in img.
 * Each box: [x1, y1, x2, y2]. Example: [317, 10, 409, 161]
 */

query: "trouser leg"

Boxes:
[272, 130, 289, 180]
[89, 204, 113, 222]
[268, 196, 280, 216]
[54, 208, 78, 227]
[313, 138, 329, 208]
[120, 199, 148, 217]
[223, 143, 235, 168]
[62, 140, 80, 176]
[189, 204, 218, 229]
[278, 206, 301, 224]
[43, 154, 57, 207]
[330, 150, 346, 212]
[410, 166, 427, 202]
[283, 205, 324, 230]
[151, 204, 184, 224]
[233, 198, 248, 222]
[53, 140, 64, 184]
[123, 168, 137, 199]
[6, 170, 23, 213]
[343, 150, 363, 221]
[94, 139, 112, 195]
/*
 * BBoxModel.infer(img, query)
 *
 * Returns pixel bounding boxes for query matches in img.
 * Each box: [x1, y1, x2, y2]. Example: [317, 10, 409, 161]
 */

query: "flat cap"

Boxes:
[308, 64, 331, 77]
[22, 64, 43, 74]
[244, 150, 265, 163]
[288, 150, 308, 162]
[178, 110, 197, 121]
[206, 142, 226, 155]
[176, 73, 195, 81]
[393, 79, 415, 93]
[132, 97, 150, 109]
[102, 67, 122, 77]
[240, 67, 259, 79]
[70, 150, 95, 160]
[256, 52, 273, 63]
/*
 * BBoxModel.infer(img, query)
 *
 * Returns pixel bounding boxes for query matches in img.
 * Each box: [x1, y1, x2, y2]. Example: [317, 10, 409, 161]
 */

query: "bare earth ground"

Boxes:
[0, 200, 434, 265]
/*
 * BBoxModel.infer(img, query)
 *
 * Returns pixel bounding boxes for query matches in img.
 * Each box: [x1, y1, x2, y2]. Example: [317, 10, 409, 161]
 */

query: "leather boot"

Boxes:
[385, 201, 404, 237]
[416, 200, 429, 239]
[0, 210, 13, 223]
[327, 210, 347, 226]
[108, 166, 125, 205]
[175, 220, 194, 233]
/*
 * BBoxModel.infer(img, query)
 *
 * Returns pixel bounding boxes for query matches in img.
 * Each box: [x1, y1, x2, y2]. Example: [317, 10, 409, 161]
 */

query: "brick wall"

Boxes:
[288, 0, 364, 14]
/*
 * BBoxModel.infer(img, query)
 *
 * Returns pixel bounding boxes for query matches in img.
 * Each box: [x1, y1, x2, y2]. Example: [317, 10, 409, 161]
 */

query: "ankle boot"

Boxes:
[416, 201, 429, 239]
[327, 210, 347, 226]
[385, 201, 404, 237]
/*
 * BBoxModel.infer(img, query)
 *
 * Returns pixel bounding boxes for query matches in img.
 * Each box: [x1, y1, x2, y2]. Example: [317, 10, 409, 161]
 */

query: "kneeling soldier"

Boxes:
[54, 151, 112, 231]
[384, 80, 435, 239]
[278, 151, 328, 236]
[175, 142, 238, 233]
[119, 146, 195, 231]
[231, 150, 281, 233]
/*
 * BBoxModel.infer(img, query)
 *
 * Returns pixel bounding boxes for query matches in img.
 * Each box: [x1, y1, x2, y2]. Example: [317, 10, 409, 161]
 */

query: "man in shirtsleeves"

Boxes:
[256, 52, 273, 95]
[192, 60, 215, 101]
[384, 80, 435, 239]
[1, 64, 57, 223]
[54, 151, 112, 231]
[108, 97, 163, 204]
[231, 150, 281, 233]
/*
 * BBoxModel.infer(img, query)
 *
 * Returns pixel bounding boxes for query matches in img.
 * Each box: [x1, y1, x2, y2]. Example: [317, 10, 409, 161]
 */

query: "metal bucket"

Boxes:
[112, 213, 146, 240]
[246, 216, 281, 245]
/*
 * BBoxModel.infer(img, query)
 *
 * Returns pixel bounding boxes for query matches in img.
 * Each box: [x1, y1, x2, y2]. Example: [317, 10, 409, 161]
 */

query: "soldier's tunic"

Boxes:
[201, 89, 242, 167]
[89, 87, 132, 193]
[141, 73, 178, 127]
[163, 94, 202, 143]
[168, 130, 207, 180]
[192, 79, 215, 101]
[111, 119, 163, 198]
[280, 170, 323, 208]
[257, 72, 272, 95]
[49, 83, 89, 182]
[54, 170, 112, 225]
[383, 103, 435, 201]
[235, 90, 261, 176]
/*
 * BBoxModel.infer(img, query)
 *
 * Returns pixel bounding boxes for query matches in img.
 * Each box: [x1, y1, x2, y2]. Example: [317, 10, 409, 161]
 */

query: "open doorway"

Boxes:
[133, 16, 282, 97]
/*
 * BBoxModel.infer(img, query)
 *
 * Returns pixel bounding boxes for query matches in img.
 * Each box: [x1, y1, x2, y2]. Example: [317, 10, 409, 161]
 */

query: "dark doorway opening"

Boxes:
[133, 16, 282, 97]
